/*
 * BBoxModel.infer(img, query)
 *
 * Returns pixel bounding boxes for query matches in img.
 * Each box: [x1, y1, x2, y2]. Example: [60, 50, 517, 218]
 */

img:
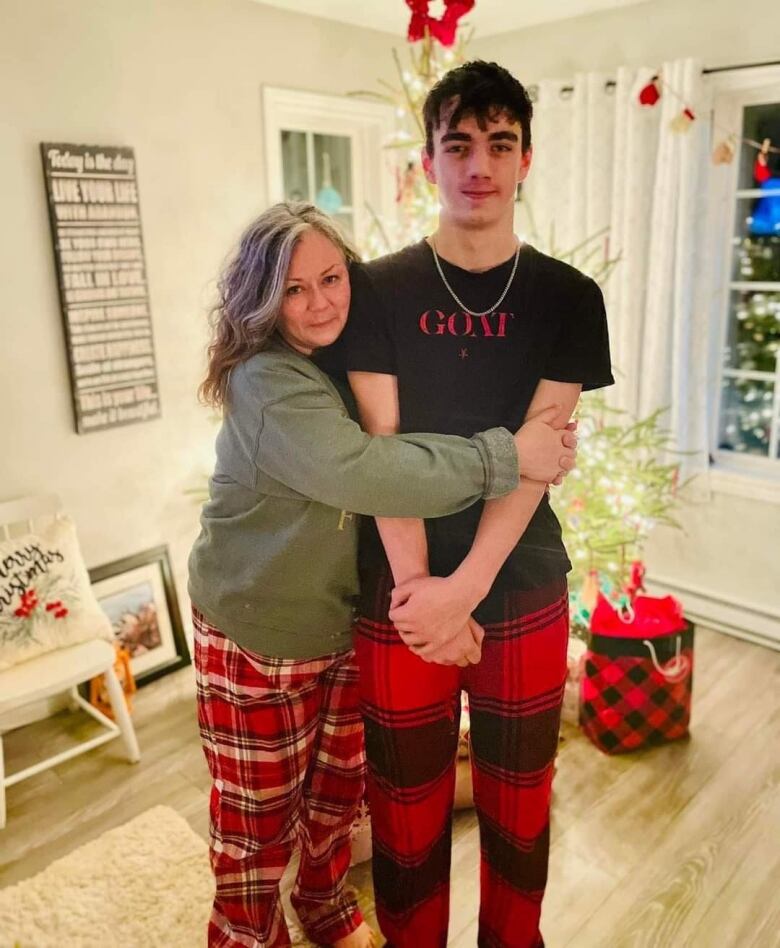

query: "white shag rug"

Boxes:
[0, 805, 214, 948]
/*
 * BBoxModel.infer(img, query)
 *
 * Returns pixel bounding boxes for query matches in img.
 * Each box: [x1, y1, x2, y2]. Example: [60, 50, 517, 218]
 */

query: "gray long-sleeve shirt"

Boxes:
[188, 341, 518, 658]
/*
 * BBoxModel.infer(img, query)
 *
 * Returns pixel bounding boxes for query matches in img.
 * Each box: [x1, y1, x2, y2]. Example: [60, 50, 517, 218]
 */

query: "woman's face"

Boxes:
[278, 228, 350, 355]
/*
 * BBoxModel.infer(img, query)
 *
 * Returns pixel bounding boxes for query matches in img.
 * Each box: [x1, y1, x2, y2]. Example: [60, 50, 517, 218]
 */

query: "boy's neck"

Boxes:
[430, 217, 518, 273]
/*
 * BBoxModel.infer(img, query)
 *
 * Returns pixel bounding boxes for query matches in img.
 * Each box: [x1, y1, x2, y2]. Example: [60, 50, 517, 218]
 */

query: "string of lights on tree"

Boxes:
[351, 24, 470, 255]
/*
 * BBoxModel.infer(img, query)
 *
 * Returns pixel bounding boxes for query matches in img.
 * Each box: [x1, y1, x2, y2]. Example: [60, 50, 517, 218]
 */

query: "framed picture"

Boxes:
[89, 545, 190, 686]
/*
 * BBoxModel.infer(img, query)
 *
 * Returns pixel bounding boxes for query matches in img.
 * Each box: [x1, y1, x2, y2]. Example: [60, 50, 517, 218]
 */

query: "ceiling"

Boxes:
[251, 0, 651, 39]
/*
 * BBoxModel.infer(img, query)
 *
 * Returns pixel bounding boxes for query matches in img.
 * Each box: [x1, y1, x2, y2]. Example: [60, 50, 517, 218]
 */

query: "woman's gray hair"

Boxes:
[200, 202, 359, 407]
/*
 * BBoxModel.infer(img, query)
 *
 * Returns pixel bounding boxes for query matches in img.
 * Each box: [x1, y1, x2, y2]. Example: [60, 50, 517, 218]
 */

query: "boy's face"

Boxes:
[422, 104, 532, 230]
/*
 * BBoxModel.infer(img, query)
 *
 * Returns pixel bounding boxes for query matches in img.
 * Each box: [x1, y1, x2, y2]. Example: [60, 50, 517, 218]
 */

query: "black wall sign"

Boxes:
[40, 143, 161, 433]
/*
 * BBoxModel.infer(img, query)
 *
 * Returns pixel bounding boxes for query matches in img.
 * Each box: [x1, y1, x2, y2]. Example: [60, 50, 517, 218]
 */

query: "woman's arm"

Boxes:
[344, 372, 577, 582]
[254, 366, 519, 521]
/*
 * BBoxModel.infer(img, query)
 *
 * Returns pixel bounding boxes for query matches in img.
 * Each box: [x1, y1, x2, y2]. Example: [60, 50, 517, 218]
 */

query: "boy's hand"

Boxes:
[405, 618, 484, 666]
[551, 420, 578, 486]
[514, 405, 577, 483]
[391, 574, 480, 650]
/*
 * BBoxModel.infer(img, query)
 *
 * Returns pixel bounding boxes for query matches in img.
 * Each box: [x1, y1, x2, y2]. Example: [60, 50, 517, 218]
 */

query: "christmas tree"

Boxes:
[355, 12, 685, 636]
[352, 28, 471, 256]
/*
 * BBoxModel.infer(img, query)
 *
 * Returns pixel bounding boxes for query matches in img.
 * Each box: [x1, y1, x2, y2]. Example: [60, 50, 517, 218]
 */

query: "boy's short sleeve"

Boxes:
[340, 262, 397, 375]
[544, 278, 614, 391]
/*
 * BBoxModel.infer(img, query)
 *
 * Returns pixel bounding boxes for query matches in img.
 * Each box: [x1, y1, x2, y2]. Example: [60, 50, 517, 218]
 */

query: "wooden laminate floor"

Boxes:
[1, 627, 779, 947]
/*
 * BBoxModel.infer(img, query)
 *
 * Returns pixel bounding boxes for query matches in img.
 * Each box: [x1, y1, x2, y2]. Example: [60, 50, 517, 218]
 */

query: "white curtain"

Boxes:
[523, 72, 615, 254]
[521, 59, 713, 482]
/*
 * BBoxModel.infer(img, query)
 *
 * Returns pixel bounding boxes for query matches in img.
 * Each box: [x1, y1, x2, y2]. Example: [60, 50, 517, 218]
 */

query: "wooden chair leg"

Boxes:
[103, 664, 140, 763]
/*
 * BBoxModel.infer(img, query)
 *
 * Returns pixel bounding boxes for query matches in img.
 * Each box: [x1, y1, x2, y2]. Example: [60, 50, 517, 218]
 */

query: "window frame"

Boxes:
[709, 66, 780, 491]
[262, 86, 396, 250]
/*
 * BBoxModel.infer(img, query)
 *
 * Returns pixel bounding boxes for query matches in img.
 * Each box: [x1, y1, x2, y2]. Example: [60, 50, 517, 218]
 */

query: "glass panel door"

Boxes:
[313, 133, 354, 239]
[281, 130, 310, 202]
[279, 130, 355, 239]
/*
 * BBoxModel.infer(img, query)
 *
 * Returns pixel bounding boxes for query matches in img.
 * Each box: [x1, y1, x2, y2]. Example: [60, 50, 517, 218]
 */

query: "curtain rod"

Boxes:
[703, 59, 780, 74]
[542, 59, 780, 98]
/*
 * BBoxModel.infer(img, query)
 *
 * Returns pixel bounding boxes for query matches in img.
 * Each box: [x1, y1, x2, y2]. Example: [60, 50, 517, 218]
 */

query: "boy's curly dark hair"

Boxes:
[423, 60, 533, 155]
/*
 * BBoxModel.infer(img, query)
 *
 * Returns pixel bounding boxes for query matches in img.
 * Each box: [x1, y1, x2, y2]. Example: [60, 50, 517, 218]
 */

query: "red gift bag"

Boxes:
[579, 593, 694, 754]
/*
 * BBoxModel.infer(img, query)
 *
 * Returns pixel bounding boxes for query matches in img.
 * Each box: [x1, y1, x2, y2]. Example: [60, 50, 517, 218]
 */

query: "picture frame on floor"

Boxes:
[89, 545, 190, 686]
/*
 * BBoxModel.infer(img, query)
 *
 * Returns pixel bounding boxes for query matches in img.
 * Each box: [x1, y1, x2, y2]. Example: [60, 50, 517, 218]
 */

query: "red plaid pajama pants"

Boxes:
[193, 609, 366, 947]
[355, 577, 569, 948]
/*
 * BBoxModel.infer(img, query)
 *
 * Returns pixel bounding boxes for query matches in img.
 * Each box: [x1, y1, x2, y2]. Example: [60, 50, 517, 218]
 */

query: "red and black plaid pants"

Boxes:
[193, 609, 366, 947]
[355, 578, 569, 948]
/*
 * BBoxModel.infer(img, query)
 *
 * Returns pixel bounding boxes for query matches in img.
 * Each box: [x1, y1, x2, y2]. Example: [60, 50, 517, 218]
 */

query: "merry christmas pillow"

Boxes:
[0, 516, 113, 671]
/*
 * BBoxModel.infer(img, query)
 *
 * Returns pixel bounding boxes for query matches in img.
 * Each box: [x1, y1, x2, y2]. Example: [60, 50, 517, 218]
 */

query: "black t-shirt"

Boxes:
[331, 239, 613, 622]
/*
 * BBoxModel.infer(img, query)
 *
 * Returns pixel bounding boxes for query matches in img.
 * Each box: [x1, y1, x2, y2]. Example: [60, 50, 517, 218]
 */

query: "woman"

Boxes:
[189, 202, 575, 948]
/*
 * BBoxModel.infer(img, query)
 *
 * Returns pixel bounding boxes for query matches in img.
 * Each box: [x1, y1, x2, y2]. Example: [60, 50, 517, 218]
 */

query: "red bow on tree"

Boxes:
[406, 0, 474, 47]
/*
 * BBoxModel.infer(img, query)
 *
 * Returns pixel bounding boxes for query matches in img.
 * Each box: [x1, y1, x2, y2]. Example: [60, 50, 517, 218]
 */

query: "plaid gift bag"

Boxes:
[580, 593, 694, 754]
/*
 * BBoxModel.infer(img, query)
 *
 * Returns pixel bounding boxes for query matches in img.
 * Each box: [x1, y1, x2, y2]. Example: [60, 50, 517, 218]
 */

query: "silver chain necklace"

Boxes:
[430, 237, 521, 318]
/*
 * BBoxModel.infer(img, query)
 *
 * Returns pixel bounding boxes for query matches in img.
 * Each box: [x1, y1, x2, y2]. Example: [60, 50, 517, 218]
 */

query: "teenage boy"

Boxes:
[342, 61, 613, 947]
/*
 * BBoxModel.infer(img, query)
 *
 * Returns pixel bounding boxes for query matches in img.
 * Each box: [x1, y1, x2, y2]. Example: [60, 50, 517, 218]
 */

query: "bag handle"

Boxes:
[642, 636, 690, 683]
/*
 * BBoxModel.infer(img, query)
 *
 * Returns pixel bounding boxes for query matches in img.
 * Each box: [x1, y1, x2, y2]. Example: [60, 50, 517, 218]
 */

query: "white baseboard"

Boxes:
[647, 574, 780, 651]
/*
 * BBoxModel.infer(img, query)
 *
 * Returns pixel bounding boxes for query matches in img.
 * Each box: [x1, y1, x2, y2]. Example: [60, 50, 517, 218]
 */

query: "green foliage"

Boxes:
[358, 33, 470, 257]
[550, 392, 684, 595]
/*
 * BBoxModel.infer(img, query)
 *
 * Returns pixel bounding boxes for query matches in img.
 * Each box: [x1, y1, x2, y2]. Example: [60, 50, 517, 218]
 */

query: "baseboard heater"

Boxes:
[647, 574, 780, 651]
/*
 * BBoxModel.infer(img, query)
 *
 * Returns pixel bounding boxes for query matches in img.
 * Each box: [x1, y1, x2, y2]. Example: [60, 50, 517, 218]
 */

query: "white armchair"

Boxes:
[0, 495, 140, 828]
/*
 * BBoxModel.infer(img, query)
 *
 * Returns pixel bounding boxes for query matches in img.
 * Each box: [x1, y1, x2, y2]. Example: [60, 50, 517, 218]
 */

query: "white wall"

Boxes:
[0, 0, 398, 635]
[474, 0, 780, 643]
[471, 0, 780, 82]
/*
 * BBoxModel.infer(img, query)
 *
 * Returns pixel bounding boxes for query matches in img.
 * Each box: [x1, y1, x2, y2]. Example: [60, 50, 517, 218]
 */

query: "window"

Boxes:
[712, 70, 780, 474]
[263, 87, 396, 249]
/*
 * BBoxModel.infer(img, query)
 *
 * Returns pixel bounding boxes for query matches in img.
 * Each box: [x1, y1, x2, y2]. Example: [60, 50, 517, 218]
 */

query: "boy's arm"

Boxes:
[348, 370, 487, 668]
[390, 380, 582, 656]
[347, 371, 431, 586]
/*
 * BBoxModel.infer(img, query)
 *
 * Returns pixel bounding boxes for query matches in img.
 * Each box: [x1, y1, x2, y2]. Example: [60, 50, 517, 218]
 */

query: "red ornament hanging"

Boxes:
[405, 0, 474, 47]
[638, 75, 661, 107]
[754, 138, 772, 184]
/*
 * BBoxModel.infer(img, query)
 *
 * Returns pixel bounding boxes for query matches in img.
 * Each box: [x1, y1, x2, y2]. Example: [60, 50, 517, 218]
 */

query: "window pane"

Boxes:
[718, 377, 774, 457]
[732, 104, 780, 279]
[732, 232, 780, 283]
[736, 103, 780, 192]
[724, 289, 780, 372]
[281, 130, 309, 202]
[313, 135, 352, 215]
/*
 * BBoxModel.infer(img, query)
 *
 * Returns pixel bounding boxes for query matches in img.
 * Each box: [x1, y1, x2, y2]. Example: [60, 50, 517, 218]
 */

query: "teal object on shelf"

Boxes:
[316, 152, 343, 215]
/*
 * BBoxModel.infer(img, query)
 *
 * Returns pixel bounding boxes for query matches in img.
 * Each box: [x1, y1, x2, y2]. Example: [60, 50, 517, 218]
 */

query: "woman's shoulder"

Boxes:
[228, 346, 316, 400]
[230, 345, 338, 408]
[240, 344, 321, 380]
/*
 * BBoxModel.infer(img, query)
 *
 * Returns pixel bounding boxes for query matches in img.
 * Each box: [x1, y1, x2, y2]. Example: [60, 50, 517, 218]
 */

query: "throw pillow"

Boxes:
[0, 516, 112, 671]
